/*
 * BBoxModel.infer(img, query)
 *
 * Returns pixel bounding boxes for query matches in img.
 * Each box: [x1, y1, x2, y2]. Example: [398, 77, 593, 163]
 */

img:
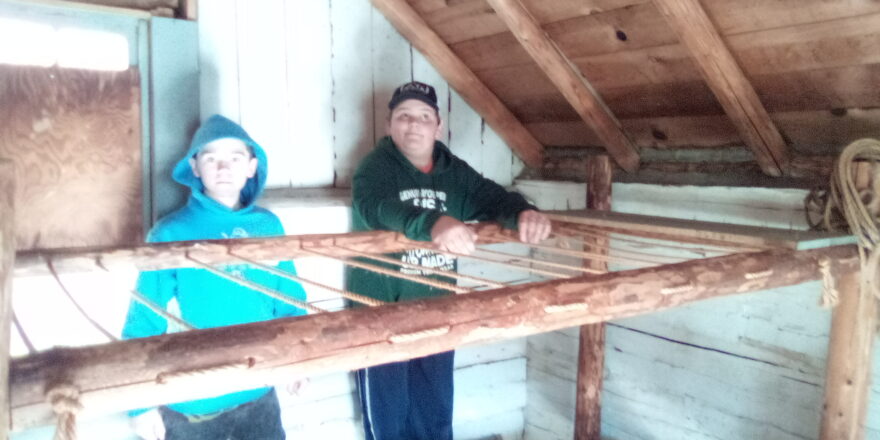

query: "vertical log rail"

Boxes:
[0, 159, 16, 439]
[820, 270, 876, 440]
[575, 155, 611, 439]
[820, 162, 878, 440]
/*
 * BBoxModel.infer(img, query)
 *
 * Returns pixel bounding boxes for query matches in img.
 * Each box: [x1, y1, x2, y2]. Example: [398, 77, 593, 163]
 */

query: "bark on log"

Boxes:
[820, 260, 877, 439]
[575, 155, 612, 439]
[9, 245, 859, 431]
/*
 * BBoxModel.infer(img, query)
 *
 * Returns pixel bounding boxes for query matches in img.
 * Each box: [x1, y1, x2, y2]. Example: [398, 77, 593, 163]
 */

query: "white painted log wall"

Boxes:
[517, 181, 880, 440]
[198, 0, 524, 189]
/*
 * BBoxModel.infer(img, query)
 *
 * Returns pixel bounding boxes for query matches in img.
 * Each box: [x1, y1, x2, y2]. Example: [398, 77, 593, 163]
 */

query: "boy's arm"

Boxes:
[263, 214, 308, 318]
[121, 227, 178, 340]
[121, 269, 177, 339]
[352, 156, 444, 241]
[459, 162, 535, 229]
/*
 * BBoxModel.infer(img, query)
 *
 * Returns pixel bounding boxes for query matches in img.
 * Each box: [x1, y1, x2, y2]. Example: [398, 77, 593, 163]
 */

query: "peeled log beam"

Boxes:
[575, 155, 612, 439]
[485, 0, 640, 173]
[10, 245, 859, 430]
[13, 223, 510, 277]
[820, 269, 876, 440]
[654, 0, 788, 176]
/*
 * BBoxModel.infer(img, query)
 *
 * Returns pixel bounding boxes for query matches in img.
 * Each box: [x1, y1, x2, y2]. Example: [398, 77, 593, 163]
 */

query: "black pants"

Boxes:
[357, 351, 454, 440]
[159, 389, 285, 440]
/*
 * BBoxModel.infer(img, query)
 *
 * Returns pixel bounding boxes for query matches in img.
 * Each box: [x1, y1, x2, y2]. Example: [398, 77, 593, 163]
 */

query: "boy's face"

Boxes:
[189, 138, 257, 203]
[386, 99, 443, 161]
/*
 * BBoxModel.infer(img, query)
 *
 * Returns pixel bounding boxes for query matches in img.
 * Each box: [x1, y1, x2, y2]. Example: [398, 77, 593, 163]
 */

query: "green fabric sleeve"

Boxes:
[352, 155, 445, 241]
[459, 161, 536, 230]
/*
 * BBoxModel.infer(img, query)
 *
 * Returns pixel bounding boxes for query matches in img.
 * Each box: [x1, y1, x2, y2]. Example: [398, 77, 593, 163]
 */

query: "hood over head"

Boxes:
[172, 114, 269, 209]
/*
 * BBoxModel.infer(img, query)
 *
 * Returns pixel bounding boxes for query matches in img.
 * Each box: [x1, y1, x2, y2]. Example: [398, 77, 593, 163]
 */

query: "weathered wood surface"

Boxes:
[528, 108, 880, 151]
[545, 210, 854, 251]
[1, 160, 16, 439]
[15, 212, 854, 277]
[411, 0, 880, 151]
[0, 66, 142, 251]
[575, 155, 611, 439]
[486, 0, 639, 172]
[820, 258, 878, 439]
[653, 0, 788, 176]
[9, 245, 859, 430]
[58, 0, 176, 13]
[370, 0, 545, 168]
[12, 224, 514, 277]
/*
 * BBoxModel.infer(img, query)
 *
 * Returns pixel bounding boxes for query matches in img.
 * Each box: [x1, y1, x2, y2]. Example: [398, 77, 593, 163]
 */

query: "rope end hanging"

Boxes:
[46, 383, 82, 440]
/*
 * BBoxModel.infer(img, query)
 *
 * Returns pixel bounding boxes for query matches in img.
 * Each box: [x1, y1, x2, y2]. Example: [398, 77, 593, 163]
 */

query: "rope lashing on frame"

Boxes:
[47, 383, 82, 440]
[389, 326, 450, 343]
[823, 138, 880, 304]
[156, 358, 255, 384]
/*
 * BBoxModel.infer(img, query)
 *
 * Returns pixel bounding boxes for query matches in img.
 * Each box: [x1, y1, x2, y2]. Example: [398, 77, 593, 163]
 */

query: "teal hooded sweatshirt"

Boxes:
[348, 136, 535, 303]
[122, 114, 307, 415]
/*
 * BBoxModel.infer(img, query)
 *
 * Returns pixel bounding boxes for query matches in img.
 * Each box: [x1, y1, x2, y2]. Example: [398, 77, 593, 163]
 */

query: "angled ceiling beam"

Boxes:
[371, 0, 544, 168]
[654, 0, 789, 177]
[485, 0, 641, 173]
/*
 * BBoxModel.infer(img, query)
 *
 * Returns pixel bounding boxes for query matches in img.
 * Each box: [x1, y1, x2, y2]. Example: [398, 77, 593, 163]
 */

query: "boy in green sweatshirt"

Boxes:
[349, 81, 551, 440]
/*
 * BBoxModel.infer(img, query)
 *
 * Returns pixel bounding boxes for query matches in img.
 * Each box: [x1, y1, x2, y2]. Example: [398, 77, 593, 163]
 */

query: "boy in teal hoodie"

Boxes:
[349, 82, 551, 440]
[122, 115, 307, 440]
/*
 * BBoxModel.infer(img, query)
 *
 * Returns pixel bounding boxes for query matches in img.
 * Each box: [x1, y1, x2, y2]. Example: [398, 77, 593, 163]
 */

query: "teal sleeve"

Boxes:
[121, 269, 177, 340]
[459, 163, 536, 230]
[272, 260, 308, 317]
[352, 157, 444, 241]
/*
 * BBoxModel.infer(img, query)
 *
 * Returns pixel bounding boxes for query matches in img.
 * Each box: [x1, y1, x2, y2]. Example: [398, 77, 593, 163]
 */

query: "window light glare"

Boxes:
[0, 18, 129, 72]
[0, 17, 55, 67]
[56, 28, 129, 72]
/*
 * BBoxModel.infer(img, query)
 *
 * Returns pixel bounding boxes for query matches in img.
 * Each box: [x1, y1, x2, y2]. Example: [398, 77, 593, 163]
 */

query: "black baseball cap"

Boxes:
[388, 81, 438, 112]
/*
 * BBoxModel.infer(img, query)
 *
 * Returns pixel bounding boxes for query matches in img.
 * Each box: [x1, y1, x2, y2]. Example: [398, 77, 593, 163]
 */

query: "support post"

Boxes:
[0, 159, 16, 439]
[820, 269, 876, 440]
[575, 155, 611, 439]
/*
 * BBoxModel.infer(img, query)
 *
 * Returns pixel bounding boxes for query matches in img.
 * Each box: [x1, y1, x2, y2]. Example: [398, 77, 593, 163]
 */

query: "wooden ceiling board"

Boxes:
[416, 0, 646, 44]
[527, 109, 880, 150]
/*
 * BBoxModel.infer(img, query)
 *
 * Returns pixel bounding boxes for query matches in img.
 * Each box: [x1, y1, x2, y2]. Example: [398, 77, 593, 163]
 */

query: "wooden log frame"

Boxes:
[485, 0, 640, 173]
[1, 160, 16, 438]
[653, 0, 789, 177]
[13, 210, 854, 278]
[575, 155, 611, 439]
[370, 0, 545, 168]
[820, 269, 877, 440]
[9, 244, 860, 431]
[819, 162, 879, 440]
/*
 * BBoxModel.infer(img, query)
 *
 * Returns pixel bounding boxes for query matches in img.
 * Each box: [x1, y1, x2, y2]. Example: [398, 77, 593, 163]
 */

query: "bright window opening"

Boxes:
[0, 17, 129, 71]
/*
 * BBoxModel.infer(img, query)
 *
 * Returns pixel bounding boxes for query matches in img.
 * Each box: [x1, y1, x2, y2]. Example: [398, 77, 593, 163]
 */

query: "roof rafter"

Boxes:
[486, 0, 641, 173]
[371, 0, 544, 168]
[654, 0, 789, 176]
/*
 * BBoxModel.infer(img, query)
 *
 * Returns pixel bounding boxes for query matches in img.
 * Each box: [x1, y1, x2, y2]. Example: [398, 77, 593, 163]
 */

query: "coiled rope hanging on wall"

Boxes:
[823, 138, 880, 305]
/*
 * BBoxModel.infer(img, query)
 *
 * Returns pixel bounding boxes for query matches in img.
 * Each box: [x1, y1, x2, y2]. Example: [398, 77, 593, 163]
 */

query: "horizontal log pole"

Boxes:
[9, 245, 859, 430]
[13, 224, 510, 277]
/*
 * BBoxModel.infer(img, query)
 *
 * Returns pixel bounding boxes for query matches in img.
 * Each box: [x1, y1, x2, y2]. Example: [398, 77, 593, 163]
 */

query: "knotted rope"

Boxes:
[822, 138, 880, 305]
[47, 384, 82, 440]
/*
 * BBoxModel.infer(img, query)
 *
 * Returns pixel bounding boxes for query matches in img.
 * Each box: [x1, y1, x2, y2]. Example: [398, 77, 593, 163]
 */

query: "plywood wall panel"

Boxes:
[0, 66, 142, 251]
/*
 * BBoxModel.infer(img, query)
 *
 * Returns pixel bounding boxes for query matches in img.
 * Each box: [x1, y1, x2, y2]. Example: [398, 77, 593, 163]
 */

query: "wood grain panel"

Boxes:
[527, 108, 880, 150]
[0, 66, 142, 251]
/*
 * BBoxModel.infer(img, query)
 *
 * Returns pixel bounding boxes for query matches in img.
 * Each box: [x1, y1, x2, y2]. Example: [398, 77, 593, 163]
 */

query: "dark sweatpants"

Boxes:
[357, 351, 455, 440]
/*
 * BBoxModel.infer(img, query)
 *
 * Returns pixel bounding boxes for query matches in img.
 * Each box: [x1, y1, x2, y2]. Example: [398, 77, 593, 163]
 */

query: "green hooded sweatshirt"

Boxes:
[348, 136, 535, 302]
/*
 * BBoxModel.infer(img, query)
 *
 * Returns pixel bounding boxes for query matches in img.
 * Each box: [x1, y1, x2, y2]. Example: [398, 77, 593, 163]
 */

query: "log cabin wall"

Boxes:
[519, 182, 880, 440]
